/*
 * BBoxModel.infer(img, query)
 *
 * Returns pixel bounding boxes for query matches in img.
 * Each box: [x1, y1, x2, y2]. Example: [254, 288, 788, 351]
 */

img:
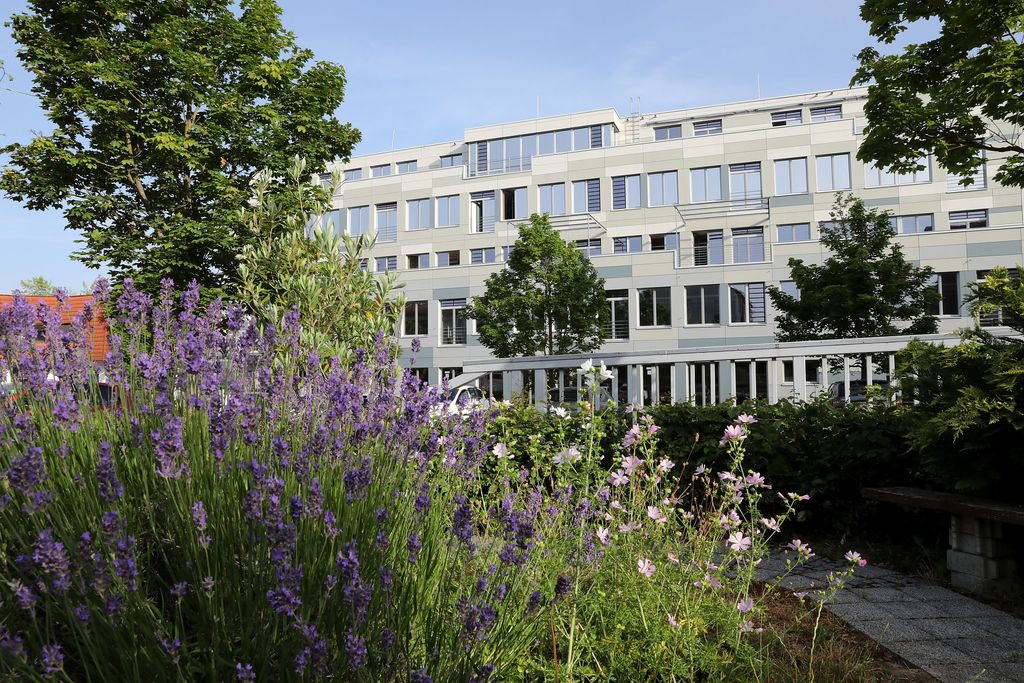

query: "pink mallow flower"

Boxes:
[607, 470, 629, 487]
[596, 527, 611, 546]
[787, 539, 814, 558]
[719, 425, 746, 446]
[844, 550, 867, 567]
[727, 532, 752, 552]
[667, 613, 679, 628]
[492, 443, 510, 459]
[760, 517, 781, 532]
[736, 597, 754, 613]
[735, 413, 758, 425]
[622, 424, 642, 448]
[647, 506, 667, 524]
[621, 455, 643, 476]
[658, 458, 674, 473]
[637, 558, 656, 578]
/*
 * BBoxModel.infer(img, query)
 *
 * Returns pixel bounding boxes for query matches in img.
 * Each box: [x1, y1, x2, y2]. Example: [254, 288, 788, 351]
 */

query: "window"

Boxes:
[639, 287, 671, 326]
[539, 183, 566, 216]
[732, 227, 765, 263]
[694, 230, 724, 266]
[654, 125, 682, 140]
[440, 367, 461, 382]
[320, 209, 343, 235]
[612, 175, 641, 209]
[357, 258, 368, 271]
[693, 119, 722, 136]
[437, 195, 460, 227]
[376, 203, 397, 242]
[371, 164, 391, 177]
[816, 153, 851, 191]
[403, 301, 428, 336]
[407, 253, 429, 269]
[407, 198, 431, 231]
[606, 290, 629, 340]
[780, 280, 800, 301]
[440, 299, 468, 345]
[575, 239, 602, 258]
[471, 191, 496, 233]
[895, 214, 934, 234]
[572, 179, 601, 213]
[375, 255, 397, 272]
[729, 162, 762, 207]
[648, 171, 679, 206]
[613, 235, 642, 253]
[949, 210, 988, 230]
[343, 168, 362, 181]
[440, 153, 463, 168]
[502, 187, 528, 220]
[774, 158, 808, 195]
[729, 283, 766, 323]
[784, 359, 823, 383]
[691, 166, 722, 203]
[927, 273, 959, 316]
[809, 105, 842, 122]
[771, 110, 802, 126]
[777, 223, 811, 242]
[470, 247, 496, 264]
[397, 160, 417, 174]
[820, 220, 846, 238]
[865, 157, 931, 186]
[349, 206, 370, 236]
[407, 367, 429, 383]
[651, 233, 678, 252]
[436, 250, 461, 267]
[948, 159, 987, 191]
[686, 285, 720, 325]
[502, 246, 512, 262]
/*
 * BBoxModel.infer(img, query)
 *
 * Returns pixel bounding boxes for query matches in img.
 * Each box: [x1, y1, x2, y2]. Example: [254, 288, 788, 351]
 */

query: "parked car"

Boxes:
[443, 385, 489, 413]
[828, 379, 891, 404]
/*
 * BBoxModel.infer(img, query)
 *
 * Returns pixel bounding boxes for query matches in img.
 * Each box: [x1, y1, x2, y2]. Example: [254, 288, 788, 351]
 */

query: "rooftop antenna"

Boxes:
[391, 129, 396, 151]
[536, 95, 540, 118]
[756, 73, 761, 99]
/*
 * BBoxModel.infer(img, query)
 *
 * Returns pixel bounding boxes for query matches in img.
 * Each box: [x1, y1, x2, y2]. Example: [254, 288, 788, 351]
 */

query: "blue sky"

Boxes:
[0, 0, 929, 292]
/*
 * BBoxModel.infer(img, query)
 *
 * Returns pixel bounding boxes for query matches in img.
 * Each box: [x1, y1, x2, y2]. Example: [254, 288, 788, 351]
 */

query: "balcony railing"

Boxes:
[467, 156, 534, 178]
[686, 242, 774, 268]
[441, 325, 467, 346]
[675, 197, 770, 223]
[604, 319, 630, 340]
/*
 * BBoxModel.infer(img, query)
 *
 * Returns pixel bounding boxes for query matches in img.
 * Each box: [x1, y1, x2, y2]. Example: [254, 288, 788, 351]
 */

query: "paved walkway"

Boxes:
[757, 552, 1024, 682]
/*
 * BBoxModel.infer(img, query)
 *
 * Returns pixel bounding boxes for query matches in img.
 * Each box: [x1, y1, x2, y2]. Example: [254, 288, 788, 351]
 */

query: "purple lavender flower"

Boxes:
[344, 630, 367, 671]
[407, 533, 421, 564]
[73, 605, 90, 624]
[170, 581, 188, 601]
[157, 633, 181, 662]
[95, 442, 123, 504]
[32, 529, 70, 593]
[41, 643, 63, 677]
[554, 575, 573, 600]
[411, 668, 432, 683]
[0, 630, 25, 659]
[452, 493, 475, 549]
[236, 663, 256, 682]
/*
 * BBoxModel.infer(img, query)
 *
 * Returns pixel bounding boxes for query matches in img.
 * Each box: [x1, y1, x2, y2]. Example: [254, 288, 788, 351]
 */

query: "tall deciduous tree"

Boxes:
[852, 0, 1024, 187]
[1, 0, 360, 299]
[767, 194, 939, 341]
[16, 276, 57, 296]
[468, 214, 608, 358]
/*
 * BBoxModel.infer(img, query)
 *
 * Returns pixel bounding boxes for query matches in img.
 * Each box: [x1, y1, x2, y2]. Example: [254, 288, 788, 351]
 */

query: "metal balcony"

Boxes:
[675, 197, 770, 224]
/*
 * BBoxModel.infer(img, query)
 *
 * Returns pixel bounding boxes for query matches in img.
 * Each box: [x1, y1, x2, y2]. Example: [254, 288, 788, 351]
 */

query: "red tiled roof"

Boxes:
[0, 294, 111, 362]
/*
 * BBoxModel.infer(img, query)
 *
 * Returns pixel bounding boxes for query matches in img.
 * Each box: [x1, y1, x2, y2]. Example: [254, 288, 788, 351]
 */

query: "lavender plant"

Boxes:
[0, 282, 571, 681]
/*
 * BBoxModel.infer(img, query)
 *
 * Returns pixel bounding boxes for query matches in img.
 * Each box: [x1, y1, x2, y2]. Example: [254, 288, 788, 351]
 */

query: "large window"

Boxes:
[729, 162, 762, 207]
[686, 285, 720, 325]
[612, 175, 641, 209]
[894, 214, 934, 234]
[816, 153, 851, 191]
[651, 233, 678, 252]
[865, 157, 931, 186]
[407, 253, 429, 269]
[771, 110, 802, 126]
[693, 119, 723, 136]
[349, 206, 370, 236]
[440, 299, 468, 345]
[403, 301, 428, 336]
[469, 126, 609, 176]
[376, 203, 397, 242]
[774, 158, 808, 195]
[732, 228, 765, 263]
[471, 191, 496, 233]
[371, 164, 391, 177]
[343, 168, 362, 181]
[691, 166, 722, 203]
[436, 250, 461, 267]
[502, 187, 528, 220]
[572, 179, 601, 213]
[470, 247, 496, 264]
[437, 195, 460, 227]
[613, 235, 642, 253]
[927, 273, 959, 316]
[648, 171, 679, 206]
[397, 160, 417, 174]
[729, 283, 766, 323]
[949, 210, 988, 230]
[440, 153, 463, 168]
[694, 230, 724, 266]
[780, 280, 800, 300]
[606, 290, 629, 340]
[539, 183, 566, 216]
[407, 198, 431, 231]
[654, 125, 682, 140]
[948, 151, 986, 191]
[810, 105, 842, 122]
[639, 287, 672, 327]
[575, 239, 602, 258]
[375, 255, 397, 272]
[777, 223, 811, 242]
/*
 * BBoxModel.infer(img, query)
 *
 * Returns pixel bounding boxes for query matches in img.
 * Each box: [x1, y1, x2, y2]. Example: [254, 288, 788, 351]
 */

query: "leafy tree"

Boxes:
[767, 194, 939, 341]
[898, 267, 1024, 500]
[468, 214, 608, 358]
[16, 276, 57, 296]
[237, 157, 404, 368]
[852, 0, 1024, 187]
[1, 0, 360, 300]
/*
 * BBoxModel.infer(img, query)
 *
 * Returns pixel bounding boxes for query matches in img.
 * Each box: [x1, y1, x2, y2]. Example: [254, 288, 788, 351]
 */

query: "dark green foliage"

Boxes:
[853, 0, 1024, 187]
[767, 194, 938, 341]
[1, 0, 360, 299]
[468, 214, 608, 357]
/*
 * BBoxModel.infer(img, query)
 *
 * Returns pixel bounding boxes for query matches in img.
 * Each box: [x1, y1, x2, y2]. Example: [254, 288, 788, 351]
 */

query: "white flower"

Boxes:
[553, 446, 582, 465]
[578, 359, 594, 375]
[492, 442, 511, 459]
[551, 406, 568, 419]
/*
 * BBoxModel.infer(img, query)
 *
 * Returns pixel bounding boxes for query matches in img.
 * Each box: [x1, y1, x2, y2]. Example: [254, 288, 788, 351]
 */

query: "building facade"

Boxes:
[324, 87, 1023, 405]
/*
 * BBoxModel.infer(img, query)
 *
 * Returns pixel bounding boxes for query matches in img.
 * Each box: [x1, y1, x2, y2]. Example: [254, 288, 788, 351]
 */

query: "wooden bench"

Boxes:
[862, 486, 1024, 597]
